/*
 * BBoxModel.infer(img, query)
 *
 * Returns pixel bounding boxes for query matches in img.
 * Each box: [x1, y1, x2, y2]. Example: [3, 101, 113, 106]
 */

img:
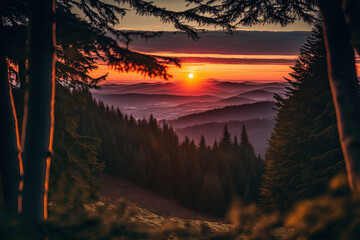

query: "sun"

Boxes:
[183, 72, 203, 91]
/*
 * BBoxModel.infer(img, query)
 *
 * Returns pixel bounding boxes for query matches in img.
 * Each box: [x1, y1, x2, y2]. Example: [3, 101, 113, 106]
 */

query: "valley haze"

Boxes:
[91, 80, 288, 156]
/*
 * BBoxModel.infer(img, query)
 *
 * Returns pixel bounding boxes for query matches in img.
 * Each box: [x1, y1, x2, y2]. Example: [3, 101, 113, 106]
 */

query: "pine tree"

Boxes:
[240, 125, 252, 150]
[199, 135, 207, 150]
[240, 124, 256, 159]
[220, 124, 232, 149]
[232, 136, 239, 149]
[260, 23, 345, 212]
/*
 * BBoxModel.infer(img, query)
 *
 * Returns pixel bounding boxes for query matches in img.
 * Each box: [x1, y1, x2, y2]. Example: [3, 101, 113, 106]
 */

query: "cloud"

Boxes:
[128, 31, 309, 56]
[179, 57, 294, 65]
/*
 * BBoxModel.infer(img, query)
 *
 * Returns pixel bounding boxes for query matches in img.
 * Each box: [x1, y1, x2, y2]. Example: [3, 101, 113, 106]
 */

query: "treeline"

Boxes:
[76, 92, 264, 216]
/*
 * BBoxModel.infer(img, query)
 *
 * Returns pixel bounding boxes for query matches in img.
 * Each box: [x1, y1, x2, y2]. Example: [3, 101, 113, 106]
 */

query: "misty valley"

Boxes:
[92, 80, 288, 156]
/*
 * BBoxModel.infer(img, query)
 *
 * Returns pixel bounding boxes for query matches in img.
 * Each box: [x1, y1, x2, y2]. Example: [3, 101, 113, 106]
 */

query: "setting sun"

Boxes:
[183, 72, 205, 92]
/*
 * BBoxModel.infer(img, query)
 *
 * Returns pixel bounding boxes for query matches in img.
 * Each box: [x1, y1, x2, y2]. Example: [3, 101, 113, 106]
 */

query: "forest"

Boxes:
[35, 85, 263, 217]
[1, 0, 360, 239]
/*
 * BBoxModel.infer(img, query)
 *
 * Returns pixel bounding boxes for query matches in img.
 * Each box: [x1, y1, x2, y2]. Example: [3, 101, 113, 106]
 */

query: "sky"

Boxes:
[115, 0, 312, 32]
[93, 0, 313, 84]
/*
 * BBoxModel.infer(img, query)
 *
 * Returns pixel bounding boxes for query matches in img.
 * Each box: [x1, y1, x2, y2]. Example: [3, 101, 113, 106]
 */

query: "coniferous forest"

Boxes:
[41, 85, 263, 217]
[2, 0, 360, 239]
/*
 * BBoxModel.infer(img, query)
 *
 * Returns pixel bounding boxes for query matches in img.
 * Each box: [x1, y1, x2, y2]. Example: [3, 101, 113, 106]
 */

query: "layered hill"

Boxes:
[168, 101, 276, 129]
[91, 80, 287, 120]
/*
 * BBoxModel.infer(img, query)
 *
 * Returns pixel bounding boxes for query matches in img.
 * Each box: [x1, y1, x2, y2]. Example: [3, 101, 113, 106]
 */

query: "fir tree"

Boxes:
[240, 124, 256, 158]
[233, 136, 239, 149]
[260, 23, 344, 212]
[199, 135, 207, 150]
[220, 124, 232, 149]
[240, 125, 252, 150]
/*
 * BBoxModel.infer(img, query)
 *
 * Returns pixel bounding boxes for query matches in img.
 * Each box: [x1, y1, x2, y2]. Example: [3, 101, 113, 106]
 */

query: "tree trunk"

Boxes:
[18, 55, 29, 150]
[18, 58, 27, 90]
[343, 0, 360, 54]
[0, 53, 23, 215]
[22, 0, 56, 223]
[318, 0, 360, 195]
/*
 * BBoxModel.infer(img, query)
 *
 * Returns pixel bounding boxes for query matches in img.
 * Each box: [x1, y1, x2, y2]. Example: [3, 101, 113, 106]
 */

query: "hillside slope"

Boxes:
[100, 174, 222, 222]
[99, 174, 233, 235]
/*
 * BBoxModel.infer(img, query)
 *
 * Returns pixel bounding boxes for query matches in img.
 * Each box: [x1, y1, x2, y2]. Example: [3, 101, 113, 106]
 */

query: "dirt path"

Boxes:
[100, 174, 225, 223]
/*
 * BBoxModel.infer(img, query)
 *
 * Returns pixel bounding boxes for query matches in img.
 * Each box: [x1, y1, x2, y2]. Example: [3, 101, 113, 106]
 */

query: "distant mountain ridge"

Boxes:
[216, 96, 254, 105]
[98, 80, 288, 98]
[94, 92, 220, 103]
[235, 90, 276, 101]
[168, 101, 276, 129]
[92, 80, 287, 120]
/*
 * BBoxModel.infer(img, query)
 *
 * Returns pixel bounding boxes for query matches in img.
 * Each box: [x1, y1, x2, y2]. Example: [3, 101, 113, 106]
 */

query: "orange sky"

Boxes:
[93, 52, 299, 84]
[92, 51, 360, 85]
[88, 28, 359, 85]
[94, 62, 294, 84]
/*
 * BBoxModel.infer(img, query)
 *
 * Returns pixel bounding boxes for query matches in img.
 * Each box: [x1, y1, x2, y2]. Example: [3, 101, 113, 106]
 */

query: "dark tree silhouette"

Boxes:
[0, 0, 27, 216]
[199, 135, 207, 150]
[232, 136, 239, 150]
[318, 0, 360, 195]
[240, 124, 254, 153]
[220, 124, 232, 149]
[260, 24, 345, 212]
[21, 0, 56, 223]
[0, 49, 23, 215]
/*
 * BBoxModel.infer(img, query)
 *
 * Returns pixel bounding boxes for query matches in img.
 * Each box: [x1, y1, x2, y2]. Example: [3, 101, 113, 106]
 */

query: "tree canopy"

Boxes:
[1, 0, 234, 88]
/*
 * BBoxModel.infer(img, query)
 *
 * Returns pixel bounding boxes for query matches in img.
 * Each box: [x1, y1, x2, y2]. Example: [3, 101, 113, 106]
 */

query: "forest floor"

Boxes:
[98, 174, 234, 235]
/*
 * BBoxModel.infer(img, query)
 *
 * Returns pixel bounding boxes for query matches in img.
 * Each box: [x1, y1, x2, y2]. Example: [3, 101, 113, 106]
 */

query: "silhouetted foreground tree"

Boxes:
[0, 0, 26, 216]
[260, 23, 345, 212]
[20, 0, 56, 223]
[187, 0, 360, 196]
[0, 42, 23, 215]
